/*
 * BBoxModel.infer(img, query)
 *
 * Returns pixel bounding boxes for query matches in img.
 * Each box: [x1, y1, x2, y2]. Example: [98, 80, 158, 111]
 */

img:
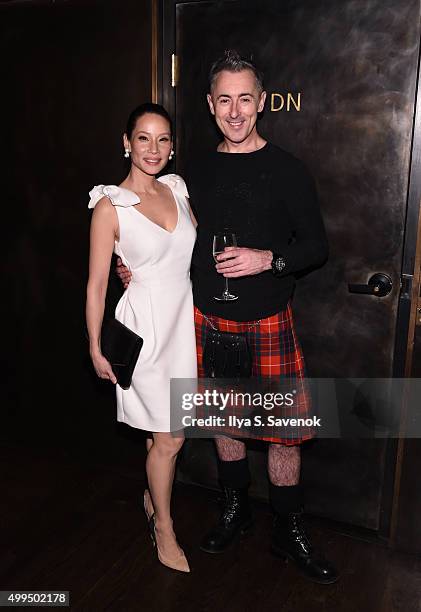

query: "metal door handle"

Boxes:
[348, 273, 393, 297]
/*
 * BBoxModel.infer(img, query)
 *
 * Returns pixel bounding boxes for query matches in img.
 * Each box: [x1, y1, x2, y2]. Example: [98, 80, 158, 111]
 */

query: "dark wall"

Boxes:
[2, 0, 152, 454]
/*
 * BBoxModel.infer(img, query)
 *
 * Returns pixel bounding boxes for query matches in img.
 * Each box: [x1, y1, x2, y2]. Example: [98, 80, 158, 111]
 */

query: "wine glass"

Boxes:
[213, 231, 239, 301]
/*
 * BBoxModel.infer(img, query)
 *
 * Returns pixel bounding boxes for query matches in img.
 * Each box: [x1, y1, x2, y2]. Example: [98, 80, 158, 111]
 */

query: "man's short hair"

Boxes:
[209, 49, 264, 93]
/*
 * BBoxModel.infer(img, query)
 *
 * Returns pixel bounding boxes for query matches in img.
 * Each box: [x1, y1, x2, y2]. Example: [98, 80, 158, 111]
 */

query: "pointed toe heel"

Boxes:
[157, 548, 191, 573]
[144, 490, 190, 573]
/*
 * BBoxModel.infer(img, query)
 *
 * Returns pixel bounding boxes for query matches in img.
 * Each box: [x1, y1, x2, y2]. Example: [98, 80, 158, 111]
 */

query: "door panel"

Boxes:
[168, 0, 420, 530]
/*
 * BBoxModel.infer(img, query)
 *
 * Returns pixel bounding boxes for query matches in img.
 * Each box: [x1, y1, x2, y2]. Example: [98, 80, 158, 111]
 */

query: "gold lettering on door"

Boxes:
[270, 92, 301, 111]
[271, 93, 285, 111]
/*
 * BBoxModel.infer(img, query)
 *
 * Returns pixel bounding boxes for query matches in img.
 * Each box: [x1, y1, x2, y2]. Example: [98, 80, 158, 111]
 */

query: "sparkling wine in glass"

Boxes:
[213, 231, 238, 301]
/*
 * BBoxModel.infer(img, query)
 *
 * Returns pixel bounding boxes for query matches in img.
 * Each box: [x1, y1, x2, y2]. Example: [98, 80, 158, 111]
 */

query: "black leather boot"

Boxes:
[200, 486, 253, 554]
[271, 511, 339, 584]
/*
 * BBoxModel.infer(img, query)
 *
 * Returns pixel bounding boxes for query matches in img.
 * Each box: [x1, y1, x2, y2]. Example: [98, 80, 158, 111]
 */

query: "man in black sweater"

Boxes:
[188, 50, 337, 584]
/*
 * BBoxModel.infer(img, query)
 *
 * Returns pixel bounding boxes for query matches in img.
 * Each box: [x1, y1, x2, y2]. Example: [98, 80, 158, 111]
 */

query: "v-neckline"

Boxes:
[127, 184, 180, 235]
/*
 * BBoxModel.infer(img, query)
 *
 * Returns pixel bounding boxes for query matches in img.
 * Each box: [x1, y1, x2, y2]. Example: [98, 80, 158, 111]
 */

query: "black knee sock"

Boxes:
[269, 482, 303, 516]
[218, 457, 251, 489]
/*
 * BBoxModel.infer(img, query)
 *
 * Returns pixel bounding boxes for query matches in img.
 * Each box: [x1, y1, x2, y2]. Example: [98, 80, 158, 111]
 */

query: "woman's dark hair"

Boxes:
[209, 49, 264, 93]
[125, 102, 173, 139]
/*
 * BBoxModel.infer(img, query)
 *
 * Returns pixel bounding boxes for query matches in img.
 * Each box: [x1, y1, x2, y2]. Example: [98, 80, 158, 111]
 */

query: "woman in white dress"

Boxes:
[86, 103, 197, 573]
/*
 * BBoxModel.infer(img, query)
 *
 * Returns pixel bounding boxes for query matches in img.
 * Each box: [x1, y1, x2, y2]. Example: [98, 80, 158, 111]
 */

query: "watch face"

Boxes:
[275, 257, 285, 271]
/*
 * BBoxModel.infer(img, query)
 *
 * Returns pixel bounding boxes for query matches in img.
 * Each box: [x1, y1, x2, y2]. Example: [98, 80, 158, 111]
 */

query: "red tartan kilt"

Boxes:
[194, 305, 314, 444]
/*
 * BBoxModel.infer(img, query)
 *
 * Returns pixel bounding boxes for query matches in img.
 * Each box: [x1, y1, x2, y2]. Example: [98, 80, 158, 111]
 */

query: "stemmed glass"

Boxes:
[213, 230, 238, 301]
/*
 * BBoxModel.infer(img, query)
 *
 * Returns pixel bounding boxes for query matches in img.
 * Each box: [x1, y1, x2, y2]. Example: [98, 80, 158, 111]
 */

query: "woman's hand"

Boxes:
[116, 257, 132, 288]
[91, 351, 117, 384]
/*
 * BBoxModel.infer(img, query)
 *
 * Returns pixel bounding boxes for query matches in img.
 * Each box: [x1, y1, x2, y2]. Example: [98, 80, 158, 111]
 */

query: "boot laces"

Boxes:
[220, 490, 241, 524]
[291, 514, 312, 553]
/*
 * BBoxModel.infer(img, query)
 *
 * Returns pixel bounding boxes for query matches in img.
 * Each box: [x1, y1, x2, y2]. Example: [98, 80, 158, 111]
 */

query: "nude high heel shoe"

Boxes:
[143, 489, 190, 573]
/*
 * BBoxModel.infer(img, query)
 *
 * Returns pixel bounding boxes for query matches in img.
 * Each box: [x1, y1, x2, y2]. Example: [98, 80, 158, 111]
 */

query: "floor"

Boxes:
[1, 443, 421, 612]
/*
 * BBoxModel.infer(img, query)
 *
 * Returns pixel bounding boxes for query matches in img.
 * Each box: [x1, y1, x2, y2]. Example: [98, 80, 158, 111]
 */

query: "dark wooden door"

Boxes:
[161, 0, 421, 532]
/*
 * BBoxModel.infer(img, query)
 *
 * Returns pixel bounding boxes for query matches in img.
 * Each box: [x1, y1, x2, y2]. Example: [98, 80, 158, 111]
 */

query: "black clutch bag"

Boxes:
[101, 318, 143, 389]
[202, 328, 252, 378]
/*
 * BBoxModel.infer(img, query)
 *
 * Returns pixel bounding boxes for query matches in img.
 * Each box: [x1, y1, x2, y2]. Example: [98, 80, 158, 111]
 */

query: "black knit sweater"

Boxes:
[187, 142, 328, 321]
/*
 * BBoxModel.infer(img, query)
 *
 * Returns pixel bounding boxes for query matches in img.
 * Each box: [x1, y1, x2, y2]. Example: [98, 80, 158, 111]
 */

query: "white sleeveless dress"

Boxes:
[88, 174, 197, 432]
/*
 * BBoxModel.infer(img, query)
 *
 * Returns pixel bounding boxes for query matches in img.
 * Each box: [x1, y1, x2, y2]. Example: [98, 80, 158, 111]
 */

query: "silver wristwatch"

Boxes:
[271, 253, 286, 276]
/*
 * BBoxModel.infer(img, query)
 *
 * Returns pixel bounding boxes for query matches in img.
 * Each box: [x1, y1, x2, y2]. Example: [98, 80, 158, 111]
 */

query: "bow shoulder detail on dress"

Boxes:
[88, 185, 140, 209]
[157, 174, 189, 198]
